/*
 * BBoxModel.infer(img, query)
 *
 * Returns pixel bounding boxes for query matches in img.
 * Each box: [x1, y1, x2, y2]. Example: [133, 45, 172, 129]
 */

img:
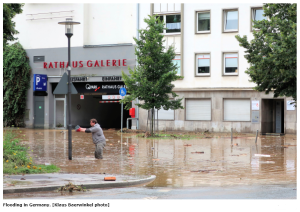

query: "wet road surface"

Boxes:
[3, 129, 297, 199]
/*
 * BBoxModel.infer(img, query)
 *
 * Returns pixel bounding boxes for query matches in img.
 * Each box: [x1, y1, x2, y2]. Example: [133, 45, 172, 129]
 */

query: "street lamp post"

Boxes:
[58, 18, 80, 160]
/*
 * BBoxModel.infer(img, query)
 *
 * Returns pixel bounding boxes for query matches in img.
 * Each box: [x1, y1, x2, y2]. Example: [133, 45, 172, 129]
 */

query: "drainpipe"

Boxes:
[136, 3, 140, 129]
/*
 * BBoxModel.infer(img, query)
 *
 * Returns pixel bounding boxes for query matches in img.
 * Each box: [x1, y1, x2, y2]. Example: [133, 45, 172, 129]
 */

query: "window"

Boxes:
[251, 8, 267, 31]
[224, 53, 238, 75]
[157, 14, 181, 34]
[172, 55, 181, 75]
[186, 99, 211, 121]
[155, 107, 175, 120]
[224, 99, 250, 121]
[196, 11, 210, 33]
[223, 9, 238, 32]
[196, 54, 210, 76]
[34, 56, 45, 63]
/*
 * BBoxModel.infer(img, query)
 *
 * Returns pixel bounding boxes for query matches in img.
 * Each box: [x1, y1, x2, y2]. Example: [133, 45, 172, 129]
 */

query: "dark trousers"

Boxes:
[95, 142, 105, 159]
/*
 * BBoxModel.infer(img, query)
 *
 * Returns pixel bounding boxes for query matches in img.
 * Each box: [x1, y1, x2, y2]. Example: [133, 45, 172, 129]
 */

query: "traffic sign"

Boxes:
[119, 87, 127, 96]
[33, 74, 47, 91]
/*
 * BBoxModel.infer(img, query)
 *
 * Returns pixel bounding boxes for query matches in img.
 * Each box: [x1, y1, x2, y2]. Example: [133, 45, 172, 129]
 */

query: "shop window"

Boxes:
[197, 11, 210, 33]
[224, 99, 250, 121]
[196, 54, 210, 76]
[172, 55, 181, 75]
[223, 53, 238, 75]
[157, 14, 181, 34]
[223, 9, 238, 32]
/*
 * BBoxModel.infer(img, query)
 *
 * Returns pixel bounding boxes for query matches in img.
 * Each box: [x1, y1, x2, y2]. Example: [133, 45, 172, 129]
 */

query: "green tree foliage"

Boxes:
[235, 3, 296, 103]
[120, 15, 184, 135]
[3, 42, 31, 127]
[3, 3, 24, 48]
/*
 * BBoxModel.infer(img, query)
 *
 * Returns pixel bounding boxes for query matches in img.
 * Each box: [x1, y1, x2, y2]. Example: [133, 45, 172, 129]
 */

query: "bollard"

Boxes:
[255, 130, 258, 144]
[231, 128, 233, 143]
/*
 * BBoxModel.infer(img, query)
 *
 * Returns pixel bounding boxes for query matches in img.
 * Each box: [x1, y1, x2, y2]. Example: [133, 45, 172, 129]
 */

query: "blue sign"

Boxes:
[33, 74, 47, 91]
[119, 87, 127, 96]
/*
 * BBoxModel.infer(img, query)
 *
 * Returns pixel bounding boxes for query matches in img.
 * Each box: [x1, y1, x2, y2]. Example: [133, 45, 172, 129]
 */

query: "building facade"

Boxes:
[136, 3, 296, 134]
[13, 3, 296, 133]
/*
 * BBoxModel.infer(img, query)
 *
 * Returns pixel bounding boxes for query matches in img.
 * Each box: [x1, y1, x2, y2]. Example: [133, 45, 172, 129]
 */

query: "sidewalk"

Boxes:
[3, 173, 156, 194]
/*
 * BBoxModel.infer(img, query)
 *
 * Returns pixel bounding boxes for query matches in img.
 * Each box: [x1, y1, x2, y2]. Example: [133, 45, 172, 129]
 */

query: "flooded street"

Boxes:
[4, 128, 297, 199]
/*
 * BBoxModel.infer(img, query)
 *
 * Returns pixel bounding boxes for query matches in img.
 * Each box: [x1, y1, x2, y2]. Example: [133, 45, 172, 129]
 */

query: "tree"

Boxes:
[3, 3, 24, 48]
[120, 15, 184, 136]
[3, 42, 31, 127]
[235, 3, 296, 104]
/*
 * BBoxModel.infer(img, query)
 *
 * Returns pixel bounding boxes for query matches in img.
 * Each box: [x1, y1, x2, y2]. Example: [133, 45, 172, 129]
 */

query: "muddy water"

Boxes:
[8, 129, 297, 187]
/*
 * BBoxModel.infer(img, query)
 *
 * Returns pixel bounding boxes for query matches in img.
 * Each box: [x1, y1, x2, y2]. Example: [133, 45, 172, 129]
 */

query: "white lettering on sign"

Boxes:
[102, 85, 127, 89]
[102, 95, 125, 100]
[85, 84, 98, 90]
[36, 76, 40, 85]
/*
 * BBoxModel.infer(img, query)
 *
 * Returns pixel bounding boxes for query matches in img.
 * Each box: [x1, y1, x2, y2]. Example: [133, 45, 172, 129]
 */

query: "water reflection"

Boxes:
[8, 129, 297, 187]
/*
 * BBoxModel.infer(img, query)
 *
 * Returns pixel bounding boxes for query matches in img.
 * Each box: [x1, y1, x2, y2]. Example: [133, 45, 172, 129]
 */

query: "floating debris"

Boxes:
[254, 154, 270, 157]
[191, 151, 204, 154]
[184, 144, 192, 147]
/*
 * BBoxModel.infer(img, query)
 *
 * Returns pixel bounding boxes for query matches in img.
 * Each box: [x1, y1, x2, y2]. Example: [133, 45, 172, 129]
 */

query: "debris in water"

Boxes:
[184, 144, 192, 147]
[259, 161, 275, 164]
[254, 154, 270, 157]
[191, 151, 204, 154]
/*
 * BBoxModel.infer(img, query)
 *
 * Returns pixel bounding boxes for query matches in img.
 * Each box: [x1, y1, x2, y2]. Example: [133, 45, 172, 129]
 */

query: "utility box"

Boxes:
[129, 108, 135, 118]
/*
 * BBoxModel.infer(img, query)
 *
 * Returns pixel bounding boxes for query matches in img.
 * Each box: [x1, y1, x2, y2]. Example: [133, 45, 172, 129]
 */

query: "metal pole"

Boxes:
[255, 130, 258, 144]
[67, 34, 72, 160]
[231, 128, 233, 144]
[121, 102, 123, 132]
[136, 3, 139, 130]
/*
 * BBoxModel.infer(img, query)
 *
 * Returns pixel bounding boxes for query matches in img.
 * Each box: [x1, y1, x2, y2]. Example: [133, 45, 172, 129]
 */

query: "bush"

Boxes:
[3, 129, 60, 174]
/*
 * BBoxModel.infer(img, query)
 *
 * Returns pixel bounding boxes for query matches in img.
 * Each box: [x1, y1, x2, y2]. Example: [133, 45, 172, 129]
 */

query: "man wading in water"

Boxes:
[75, 119, 106, 159]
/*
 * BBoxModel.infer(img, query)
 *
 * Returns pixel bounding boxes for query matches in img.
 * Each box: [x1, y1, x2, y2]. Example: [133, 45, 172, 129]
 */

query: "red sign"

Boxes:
[43, 59, 127, 69]
[80, 95, 84, 100]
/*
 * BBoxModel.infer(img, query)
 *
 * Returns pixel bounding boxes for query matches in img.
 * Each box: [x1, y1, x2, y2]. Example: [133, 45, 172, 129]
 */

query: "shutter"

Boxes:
[224, 99, 250, 121]
[155, 107, 174, 120]
[186, 99, 211, 120]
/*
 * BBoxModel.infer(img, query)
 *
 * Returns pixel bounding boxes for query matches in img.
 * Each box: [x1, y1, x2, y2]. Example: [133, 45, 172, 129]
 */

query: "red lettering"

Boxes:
[87, 60, 93, 67]
[54, 62, 58, 68]
[79, 61, 83, 67]
[94, 60, 100, 67]
[106, 60, 110, 66]
[43, 62, 47, 69]
[49, 62, 53, 68]
[112, 60, 117, 66]
[118, 59, 120, 66]
[72, 61, 78, 68]
[123, 59, 127, 66]
[101, 60, 104, 67]
[60, 62, 64, 68]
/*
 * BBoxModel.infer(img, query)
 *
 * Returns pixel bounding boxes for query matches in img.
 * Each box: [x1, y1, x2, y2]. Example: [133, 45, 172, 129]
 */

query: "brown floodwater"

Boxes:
[6, 128, 297, 187]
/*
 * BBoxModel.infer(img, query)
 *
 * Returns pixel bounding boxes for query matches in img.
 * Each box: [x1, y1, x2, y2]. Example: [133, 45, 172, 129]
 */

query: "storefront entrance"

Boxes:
[52, 82, 131, 129]
[261, 99, 284, 134]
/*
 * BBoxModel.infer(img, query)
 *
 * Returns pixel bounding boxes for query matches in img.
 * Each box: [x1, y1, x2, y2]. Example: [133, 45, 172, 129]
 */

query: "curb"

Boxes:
[3, 175, 156, 194]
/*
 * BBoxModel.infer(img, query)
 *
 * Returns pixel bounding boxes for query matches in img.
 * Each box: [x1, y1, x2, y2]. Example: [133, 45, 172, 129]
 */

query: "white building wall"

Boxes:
[171, 3, 259, 89]
[13, 3, 137, 49]
[13, 3, 85, 49]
